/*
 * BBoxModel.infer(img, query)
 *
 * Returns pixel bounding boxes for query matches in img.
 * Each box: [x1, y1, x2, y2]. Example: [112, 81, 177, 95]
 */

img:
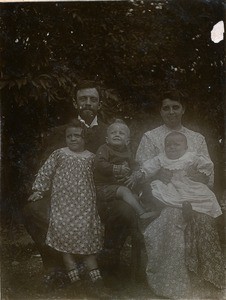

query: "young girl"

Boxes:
[28, 120, 105, 296]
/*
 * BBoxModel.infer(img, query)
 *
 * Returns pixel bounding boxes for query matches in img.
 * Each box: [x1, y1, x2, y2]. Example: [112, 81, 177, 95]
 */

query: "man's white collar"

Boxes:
[78, 115, 98, 128]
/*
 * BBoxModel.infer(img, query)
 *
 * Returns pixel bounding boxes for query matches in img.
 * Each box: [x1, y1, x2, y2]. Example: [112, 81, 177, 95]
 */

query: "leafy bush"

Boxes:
[1, 0, 224, 220]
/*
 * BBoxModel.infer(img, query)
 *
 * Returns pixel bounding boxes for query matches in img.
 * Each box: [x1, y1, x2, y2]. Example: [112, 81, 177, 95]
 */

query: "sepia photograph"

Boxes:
[1, 0, 225, 299]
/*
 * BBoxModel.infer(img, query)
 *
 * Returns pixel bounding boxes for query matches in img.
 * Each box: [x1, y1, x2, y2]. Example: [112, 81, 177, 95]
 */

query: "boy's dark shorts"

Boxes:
[96, 185, 121, 203]
[96, 185, 122, 222]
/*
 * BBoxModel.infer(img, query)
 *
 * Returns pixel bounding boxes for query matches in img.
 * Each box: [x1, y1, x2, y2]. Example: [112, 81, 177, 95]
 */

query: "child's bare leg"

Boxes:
[63, 253, 80, 283]
[63, 253, 77, 270]
[83, 254, 98, 271]
[83, 254, 103, 283]
[117, 186, 146, 215]
[117, 186, 160, 219]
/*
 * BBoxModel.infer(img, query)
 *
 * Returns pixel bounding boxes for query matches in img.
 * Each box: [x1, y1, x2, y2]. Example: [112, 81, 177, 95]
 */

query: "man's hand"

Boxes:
[28, 191, 43, 202]
[187, 166, 209, 184]
[155, 168, 173, 184]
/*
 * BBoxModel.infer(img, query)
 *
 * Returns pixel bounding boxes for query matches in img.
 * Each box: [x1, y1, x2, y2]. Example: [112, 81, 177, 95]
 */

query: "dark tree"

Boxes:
[0, 0, 224, 221]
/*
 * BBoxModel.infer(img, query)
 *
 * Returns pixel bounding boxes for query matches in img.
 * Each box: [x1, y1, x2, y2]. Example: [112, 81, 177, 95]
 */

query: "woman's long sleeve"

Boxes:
[196, 137, 214, 187]
[136, 134, 156, 164]
[194, 155, 214, 177]
[197, 136, 211, 159]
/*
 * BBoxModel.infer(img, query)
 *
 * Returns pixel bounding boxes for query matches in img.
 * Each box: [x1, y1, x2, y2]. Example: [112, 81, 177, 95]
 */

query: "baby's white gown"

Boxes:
[142, 151, 222, 218]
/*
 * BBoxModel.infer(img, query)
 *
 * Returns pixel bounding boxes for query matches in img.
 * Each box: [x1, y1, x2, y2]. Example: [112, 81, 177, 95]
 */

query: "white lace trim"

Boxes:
[61, 147, 94, 158]
[198, 169, 212, 176]
[160, 152, 196, 170]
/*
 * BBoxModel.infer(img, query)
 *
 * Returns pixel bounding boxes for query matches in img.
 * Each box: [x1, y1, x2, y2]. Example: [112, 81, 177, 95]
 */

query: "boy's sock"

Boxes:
[88, 268, 102, 282]
[68, 268, 80, 283]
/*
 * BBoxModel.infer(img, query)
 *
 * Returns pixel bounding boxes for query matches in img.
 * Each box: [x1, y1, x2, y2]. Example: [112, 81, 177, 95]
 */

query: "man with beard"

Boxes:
[23, 81, 107, 290]
[24, 81, 140, 291]
[40, 81, 107, 158]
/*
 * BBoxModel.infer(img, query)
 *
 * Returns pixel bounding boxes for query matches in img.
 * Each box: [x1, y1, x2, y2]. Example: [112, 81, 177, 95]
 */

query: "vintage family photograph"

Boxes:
[1, 0, 225, 299]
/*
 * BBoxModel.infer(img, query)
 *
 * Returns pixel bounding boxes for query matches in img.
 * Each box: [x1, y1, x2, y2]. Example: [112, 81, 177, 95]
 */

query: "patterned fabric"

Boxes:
[142, 152, 222, 218]
[136, 125, 214, 187]
[144, 207, 224, 299]
[33, 148, 103, 255]
[137, 125, 224, 299]
[89, 269, 102, 282]
[68, 268, 80, 282]
[184, 212, 225, 289]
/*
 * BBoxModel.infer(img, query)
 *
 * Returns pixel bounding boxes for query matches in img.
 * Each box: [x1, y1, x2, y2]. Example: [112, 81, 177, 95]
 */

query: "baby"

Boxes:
[140, 132, 222, 218]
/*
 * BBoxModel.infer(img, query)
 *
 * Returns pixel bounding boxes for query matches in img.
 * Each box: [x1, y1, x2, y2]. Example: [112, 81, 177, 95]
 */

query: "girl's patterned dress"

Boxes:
[32, 147, 102, 255]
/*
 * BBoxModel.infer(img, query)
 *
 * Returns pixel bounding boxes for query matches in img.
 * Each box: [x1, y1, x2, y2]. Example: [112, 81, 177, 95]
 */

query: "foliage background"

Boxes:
[1, 0, 225, 223]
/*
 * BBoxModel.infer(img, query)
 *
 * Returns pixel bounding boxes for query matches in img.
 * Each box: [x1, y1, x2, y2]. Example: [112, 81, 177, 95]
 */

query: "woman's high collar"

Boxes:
[163, 124, 183, 132]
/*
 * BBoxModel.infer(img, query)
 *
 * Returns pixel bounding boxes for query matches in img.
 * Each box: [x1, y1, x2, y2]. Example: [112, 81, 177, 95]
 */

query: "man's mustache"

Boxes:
[79, 106, 94, 112]
[79, 107, 96, 116]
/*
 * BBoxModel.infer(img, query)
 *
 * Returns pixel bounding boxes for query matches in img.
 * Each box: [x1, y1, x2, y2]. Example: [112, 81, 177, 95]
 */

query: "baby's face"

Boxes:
[106, 123, 130, 147]
[165, 134, 187, 159]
